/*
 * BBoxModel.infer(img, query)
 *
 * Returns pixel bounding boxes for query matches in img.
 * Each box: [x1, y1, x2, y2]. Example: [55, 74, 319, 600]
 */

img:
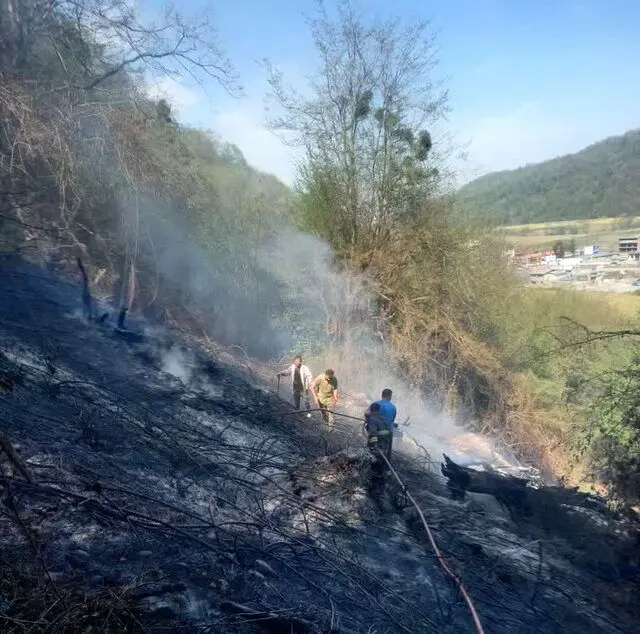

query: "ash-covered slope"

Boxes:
[0, 257, 638, 633]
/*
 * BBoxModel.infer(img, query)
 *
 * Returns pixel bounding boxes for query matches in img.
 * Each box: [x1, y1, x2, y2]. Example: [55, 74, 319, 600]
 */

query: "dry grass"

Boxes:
[0, 562, 147, 633]
[589, 291, 640, 318]
[506, 230, 623, 252]
[513, 288, 640, 335]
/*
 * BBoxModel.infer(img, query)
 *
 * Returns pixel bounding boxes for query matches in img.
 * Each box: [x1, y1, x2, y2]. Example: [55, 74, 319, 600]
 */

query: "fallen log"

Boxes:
[439, 455, 631, 541]
[440, 454, 529, 508]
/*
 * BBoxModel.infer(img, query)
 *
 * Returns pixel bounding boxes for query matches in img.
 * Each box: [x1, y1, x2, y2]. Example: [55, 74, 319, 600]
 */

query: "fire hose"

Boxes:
[279, 405, 485, 633]
[375, 448, 485, 634]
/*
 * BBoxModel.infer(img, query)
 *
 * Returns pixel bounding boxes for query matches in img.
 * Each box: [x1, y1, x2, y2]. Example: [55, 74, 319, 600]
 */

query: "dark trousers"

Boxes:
[370, 435, 393, 474]
[369, 437, 392, 496]
[293, 389, 309, 411]
[379, 435, 392, 461]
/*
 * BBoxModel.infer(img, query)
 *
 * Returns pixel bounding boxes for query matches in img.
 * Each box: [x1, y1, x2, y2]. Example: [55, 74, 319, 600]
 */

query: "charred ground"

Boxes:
[0, 257, 638, 633]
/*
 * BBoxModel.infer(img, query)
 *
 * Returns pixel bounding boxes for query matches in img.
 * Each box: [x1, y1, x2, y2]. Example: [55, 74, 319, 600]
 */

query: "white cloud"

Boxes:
[145, 76, 202, 115]
[211, 100, 300, 186]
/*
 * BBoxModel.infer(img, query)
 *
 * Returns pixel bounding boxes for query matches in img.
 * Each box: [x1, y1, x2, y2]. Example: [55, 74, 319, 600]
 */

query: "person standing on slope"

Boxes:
[278, 355, 313, 411]
[365, 388, 397, 454]
[366, 388, 397, 430]
[364, 402, 393, 491]
[311, 369, 339, 429]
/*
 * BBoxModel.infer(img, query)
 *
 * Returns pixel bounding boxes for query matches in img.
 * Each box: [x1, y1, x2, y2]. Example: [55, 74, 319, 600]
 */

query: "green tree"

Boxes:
[267, 0, 448, 251]
[455, 129, 640, 225]
[584, 359, 640, 501]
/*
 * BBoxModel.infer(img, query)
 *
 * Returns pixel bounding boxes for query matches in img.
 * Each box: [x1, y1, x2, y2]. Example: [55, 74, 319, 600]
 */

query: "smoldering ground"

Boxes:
[262, 228, 477, 448]
[1, 256, 637, 634]
[58, 90, 507, 468]
[27, 73, 465, 460]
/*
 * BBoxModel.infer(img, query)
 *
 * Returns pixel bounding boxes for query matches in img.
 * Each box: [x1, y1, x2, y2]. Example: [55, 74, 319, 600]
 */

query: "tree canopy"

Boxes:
[0, 0, 291, 358]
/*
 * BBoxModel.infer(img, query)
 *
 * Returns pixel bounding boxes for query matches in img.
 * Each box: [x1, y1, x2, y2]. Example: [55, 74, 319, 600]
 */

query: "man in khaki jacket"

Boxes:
[310, 369, 339, 428]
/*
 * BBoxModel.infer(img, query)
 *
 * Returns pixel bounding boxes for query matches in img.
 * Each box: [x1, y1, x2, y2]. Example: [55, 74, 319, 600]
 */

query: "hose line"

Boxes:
[376, 449, 485, 634]
[279, 401, 485, 632]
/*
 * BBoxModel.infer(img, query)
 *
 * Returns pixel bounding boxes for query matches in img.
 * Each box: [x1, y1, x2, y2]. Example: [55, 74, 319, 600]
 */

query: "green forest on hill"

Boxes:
[456, 129, 640, 225]
[2, 0, 640, 504]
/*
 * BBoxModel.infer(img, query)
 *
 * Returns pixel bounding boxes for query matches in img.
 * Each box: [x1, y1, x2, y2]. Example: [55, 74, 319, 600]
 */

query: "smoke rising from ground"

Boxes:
[35, 63, 463, 454]
[125, 202, 465, 453]
[160, 344, 194, 385]
[62, 99, 477, 462]
[259, 227, 466, 447]
[0, 0, 526, 478]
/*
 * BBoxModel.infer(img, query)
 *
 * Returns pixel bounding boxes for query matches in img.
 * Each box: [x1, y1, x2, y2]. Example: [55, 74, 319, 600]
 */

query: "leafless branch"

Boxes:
[538, 315, 640, 357]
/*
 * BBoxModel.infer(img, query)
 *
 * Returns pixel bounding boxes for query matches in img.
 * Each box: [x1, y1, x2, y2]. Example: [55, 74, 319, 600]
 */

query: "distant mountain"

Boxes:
[456, 129, 640, 225]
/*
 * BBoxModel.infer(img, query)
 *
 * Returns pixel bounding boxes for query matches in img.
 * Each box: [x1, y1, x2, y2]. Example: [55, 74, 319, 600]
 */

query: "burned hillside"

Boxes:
[1, 257, 639, 633]
[1, 2, 640, 631]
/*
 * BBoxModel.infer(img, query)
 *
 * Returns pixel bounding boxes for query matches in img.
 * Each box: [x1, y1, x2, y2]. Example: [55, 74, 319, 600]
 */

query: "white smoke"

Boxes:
[259, 226, 464, 453]
[160, 344, 194, 385]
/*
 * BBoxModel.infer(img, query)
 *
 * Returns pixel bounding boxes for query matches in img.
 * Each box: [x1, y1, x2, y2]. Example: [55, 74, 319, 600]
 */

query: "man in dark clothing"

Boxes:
[365, 402, 393, 493]
[365, 402, 392, 461]
[293, 367, 304, 400]
[365, 388, 397, 461]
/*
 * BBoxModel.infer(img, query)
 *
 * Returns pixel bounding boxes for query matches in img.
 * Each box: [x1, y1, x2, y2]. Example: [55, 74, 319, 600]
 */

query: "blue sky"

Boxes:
[145, 0, 640, 186]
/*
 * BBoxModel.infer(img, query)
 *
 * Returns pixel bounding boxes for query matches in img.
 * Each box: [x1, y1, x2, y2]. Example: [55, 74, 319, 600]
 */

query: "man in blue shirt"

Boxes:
[365, 389, 397, 432]
[364, 389, 397, 470]
[375, 388, 397, 429]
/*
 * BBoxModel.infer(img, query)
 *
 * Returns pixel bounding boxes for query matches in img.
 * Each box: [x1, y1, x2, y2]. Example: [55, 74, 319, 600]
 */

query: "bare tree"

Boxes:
[267, 0, 448, 249]
[0, 0, 241, 281]
[1, 0, 240, 94]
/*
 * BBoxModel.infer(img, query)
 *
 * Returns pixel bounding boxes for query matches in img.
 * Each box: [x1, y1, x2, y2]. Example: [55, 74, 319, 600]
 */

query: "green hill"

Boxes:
[456, 129, 640, 225]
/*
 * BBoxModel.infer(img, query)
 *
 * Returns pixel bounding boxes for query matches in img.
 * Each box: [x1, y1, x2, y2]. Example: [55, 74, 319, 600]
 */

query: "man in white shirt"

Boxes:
[278, 355, 313, 411]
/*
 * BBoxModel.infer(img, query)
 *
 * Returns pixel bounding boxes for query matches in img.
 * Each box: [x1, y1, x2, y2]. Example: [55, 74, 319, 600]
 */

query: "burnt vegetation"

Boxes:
[0, 261, 638, 633]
